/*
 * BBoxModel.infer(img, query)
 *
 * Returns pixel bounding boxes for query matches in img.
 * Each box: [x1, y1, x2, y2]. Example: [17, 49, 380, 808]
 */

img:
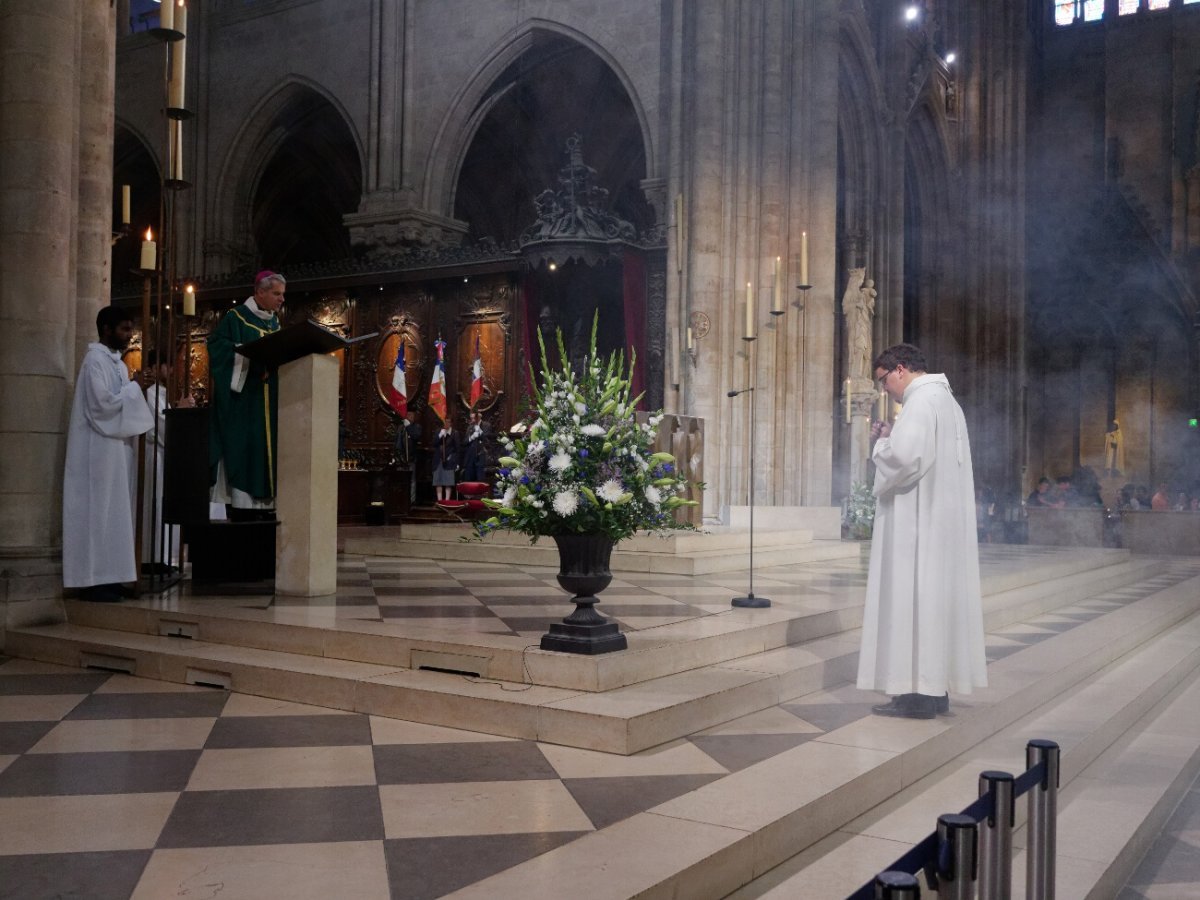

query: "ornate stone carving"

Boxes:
[518, 133, 637, 268]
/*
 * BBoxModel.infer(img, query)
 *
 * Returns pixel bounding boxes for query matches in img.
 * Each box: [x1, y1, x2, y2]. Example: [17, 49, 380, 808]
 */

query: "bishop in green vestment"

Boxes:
[208, 271, 286, 514]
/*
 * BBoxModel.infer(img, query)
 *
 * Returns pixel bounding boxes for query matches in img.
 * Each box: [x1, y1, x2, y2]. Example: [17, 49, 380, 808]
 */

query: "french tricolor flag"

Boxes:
[388, 342, 407, 417]
[428, 338, 448, 423]
[469, 334, 483, 407]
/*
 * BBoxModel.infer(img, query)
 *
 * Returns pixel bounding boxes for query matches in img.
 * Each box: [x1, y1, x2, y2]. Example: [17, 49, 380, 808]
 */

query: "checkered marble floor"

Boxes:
[4, 556, 1199, 898]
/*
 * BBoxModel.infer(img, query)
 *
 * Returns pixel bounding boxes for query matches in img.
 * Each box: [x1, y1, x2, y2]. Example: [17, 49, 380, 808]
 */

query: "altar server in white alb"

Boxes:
[63, 306, 154, 602]
[857, 343, 987, 719]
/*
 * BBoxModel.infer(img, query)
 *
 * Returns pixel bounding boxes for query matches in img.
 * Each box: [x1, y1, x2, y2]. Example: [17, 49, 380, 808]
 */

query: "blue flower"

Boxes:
[499, 468, 511, 477]
[520, 475, 531, 484]
[578, 449, 589, 459]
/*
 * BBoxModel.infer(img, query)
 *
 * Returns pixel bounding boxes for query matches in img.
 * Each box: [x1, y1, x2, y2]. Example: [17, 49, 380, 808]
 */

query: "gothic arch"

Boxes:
[210, 77, 365, 270]
[423, 20, 655, 220]
[904, 94, 958, 372]
[836, 8, 888, 265]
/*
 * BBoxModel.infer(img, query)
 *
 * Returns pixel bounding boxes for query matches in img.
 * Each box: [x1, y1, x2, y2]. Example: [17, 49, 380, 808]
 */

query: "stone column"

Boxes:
[0, 6, 111, 636]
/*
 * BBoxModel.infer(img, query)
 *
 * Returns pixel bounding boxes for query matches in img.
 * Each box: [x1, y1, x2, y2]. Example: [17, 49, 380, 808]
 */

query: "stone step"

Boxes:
[8, 562, 1195, 762]
[431, 570, 1200, 899]
[50, 551, 1153, 700]
[721, 610, 1200, 899]
[341, 524, 863, 575]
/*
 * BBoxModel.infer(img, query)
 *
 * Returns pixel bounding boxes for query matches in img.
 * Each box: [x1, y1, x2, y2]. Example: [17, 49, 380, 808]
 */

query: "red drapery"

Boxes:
[622, 248, 647, 408]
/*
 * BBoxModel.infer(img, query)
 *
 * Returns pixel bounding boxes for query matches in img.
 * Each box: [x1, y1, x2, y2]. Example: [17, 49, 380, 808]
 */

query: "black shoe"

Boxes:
[871, 694, 914, 715]
[79, 584, 122, 603]
[872, 693, 936, 719]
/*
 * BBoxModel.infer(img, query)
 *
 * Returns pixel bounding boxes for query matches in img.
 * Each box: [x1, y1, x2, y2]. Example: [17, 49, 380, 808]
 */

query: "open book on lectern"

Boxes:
[235, 319, 378, 369]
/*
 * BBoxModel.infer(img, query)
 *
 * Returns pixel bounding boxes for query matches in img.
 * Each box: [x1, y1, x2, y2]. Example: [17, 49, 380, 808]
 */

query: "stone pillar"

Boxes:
[347, 0, 467, 252]
[0, 6, 111, 637]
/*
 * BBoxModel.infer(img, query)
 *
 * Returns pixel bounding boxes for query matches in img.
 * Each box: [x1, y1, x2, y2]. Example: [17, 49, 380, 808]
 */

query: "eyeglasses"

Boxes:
[875, 369, 895, 390]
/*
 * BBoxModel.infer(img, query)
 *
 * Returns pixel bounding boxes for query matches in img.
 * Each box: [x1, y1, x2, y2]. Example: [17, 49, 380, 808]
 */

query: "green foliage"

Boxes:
[469, 314, 697, 543]
[844, 481, 876, 539]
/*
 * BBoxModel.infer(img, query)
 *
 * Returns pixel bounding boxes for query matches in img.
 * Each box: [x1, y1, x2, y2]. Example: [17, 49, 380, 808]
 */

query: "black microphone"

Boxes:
[726, 390, 739, 397]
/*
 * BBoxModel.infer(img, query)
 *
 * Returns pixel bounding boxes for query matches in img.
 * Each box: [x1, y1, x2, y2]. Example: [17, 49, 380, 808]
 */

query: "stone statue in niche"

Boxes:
[1104, 419, 1124, 477]
[842, 267, 876, 383]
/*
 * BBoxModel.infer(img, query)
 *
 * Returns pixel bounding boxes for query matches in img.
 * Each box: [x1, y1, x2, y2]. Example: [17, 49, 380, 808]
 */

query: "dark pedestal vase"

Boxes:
[540, 534, 628, 654]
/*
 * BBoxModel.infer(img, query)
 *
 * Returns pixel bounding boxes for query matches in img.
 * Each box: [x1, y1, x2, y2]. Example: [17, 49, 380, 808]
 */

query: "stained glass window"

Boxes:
[1186, 0, 1200, 6]
[1083, 0, 1105, 20]
[1055, 0, 1077, 24]
[1119, 0, 1139, 13]
[1147, 0, 1171, 8]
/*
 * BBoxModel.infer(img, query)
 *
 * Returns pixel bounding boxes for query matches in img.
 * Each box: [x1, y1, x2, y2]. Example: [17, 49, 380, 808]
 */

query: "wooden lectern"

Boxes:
[236, 320, 373, 596]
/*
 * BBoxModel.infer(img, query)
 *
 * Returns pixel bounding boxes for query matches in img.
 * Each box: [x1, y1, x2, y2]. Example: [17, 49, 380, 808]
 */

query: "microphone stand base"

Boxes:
[731, 593, 771, 609]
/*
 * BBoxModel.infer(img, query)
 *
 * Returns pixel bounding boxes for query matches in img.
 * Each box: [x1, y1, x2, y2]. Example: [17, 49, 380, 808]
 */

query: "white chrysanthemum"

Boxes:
[548, 451, 571, 472]
[553, 491, 579, 516]
[502, 486, 517, 508]
[644, 485, 663, 505]
[597, 479, 624, 503]
[510, 467, 523, 480]
[574, 401, 587, 415]
[581, 423, 606, 437]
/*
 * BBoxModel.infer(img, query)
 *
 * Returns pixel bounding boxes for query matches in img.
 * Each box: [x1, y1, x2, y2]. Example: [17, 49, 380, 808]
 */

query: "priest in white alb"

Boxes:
[63, 306, 154, 602]
[857, 343, 988, 718]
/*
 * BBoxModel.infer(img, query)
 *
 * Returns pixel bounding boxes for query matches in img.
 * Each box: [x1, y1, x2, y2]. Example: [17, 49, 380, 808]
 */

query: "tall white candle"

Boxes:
[744, 281, 754, 339]
[140, 228, 156, 270]
[183, 284, 195, 316]
[686, 325, 693, 351]
[175, 1, 186, 38]
[800, 231, 809, 285]
[877, 390, 887, 421]
[772, 256, 782, 313]
[121, 185, 130, 225]
[159, 0, 173, 31]
[169, 37, 186, 108]
[171, 120, 183, 181]
[844, 377, 851, 423]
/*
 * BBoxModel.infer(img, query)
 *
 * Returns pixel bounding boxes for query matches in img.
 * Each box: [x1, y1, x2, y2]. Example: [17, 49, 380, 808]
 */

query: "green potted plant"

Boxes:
[844, 481, 876, 540]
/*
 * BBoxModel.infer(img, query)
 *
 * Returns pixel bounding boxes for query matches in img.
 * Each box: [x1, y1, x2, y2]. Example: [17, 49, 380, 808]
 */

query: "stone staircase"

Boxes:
[340, 523, 861, 575]
[5, 551, 1197, 898]
[439, 561, 1200, 899]
[0, 551, 1173, 756]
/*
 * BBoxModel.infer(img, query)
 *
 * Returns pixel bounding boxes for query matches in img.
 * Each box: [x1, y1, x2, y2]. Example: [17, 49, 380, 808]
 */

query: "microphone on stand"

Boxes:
[727, 386, 769, 608]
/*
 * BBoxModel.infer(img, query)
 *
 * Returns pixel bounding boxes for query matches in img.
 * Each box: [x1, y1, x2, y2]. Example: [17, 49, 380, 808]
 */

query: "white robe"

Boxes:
[856, 374, 988, 697]
[63, 343, 154, 588]
[141, 382, 180, 565]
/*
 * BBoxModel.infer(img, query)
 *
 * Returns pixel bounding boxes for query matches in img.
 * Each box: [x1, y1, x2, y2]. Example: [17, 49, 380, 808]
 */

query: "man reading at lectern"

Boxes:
[208, 270, 285, 521]
[857, 343, 988, 719]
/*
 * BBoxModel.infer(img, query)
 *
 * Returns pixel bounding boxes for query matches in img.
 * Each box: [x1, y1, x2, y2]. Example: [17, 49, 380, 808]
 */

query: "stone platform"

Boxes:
[340, 523, 861, 575]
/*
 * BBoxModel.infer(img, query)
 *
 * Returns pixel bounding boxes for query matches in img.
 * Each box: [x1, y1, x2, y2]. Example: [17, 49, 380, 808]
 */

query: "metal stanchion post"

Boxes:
[875, 870, 922, 899]
[937, 813, 978, 900]
[978, 770, 1015, 899]
[1025, 739, 1060, 900]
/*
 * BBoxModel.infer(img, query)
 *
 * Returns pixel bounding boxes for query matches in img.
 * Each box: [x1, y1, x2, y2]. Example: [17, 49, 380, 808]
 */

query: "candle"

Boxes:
[158, 0, 173, 31]
[171, 120, 183, 181]
[877, 390, 887, 421]
[169, 37, 186, 108]
[175, 0, 186, 38]
[183, 284, 195, 316]
[800, 231, 809, 286]
[686, 325, 694, 351]
[772, 256, 782, 313]
[744, 281, 754, 339]
[121, 185, 130, 225]
[140, 228, 156, 270]
[844, 377, 851, 424]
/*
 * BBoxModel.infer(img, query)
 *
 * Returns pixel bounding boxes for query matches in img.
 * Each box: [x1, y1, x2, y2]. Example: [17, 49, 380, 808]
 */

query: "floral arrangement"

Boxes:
[472, 317, 697, 542]
[844, 480, 876, 539]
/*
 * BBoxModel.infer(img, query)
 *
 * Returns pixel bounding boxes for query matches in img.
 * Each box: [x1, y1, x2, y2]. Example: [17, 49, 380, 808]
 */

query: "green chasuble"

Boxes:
[208, 302, 281, 499]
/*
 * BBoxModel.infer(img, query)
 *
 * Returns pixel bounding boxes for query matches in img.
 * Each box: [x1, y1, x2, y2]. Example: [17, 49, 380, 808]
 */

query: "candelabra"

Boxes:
[133, 0, 193, 595]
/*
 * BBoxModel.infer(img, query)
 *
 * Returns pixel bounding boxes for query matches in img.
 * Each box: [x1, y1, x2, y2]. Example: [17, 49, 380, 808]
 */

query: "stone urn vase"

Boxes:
[539, 534, 628, 654]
